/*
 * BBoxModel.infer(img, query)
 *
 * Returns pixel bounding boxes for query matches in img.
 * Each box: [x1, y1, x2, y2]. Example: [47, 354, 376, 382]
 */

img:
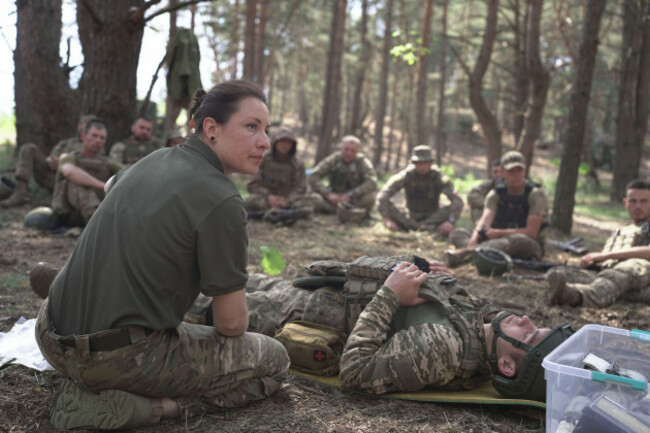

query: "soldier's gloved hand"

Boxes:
[384, 262, 429, 307]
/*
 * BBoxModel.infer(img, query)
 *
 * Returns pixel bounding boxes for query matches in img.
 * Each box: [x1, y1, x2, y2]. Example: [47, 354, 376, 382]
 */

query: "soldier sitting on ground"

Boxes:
[446, 151, 548, 267]
[51, 121, 122, 227]
[245, 125, 318, 216]
[377, 145, 463, 237]
[0, 114, 98, 208]
[308, 135, 378, 223]
[546, 179, 650, 308]
[108, 116, 162, 165]
[466, 158, 504, 224]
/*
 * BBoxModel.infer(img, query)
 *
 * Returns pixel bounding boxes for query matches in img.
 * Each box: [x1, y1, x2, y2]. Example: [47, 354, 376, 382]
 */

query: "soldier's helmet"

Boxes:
[271, 125, 297, 155]
[24, 206, 61, 230]
[410, 145, 434, 162]
[490, 312, 575, 402]
[473, 247, 512, 276]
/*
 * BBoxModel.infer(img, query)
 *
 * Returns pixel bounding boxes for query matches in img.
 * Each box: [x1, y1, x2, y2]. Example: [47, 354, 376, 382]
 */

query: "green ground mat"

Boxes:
[290, 369, 546, 410]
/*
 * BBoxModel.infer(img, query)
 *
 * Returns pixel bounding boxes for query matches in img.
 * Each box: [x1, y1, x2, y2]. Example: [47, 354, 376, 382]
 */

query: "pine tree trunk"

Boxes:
[551, 0, 606, 233]
[373, 0, 394, 169]
[415, 0, 435, 147]
[243, 0, 258, 81]
[347, 0, 370, 137]
[435, 0, 448, 165]
[14, 0, 77, 153]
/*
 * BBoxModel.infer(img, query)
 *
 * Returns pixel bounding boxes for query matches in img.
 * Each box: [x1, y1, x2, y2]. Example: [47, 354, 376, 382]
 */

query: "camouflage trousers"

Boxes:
[382, 201, 453, 233]
[35, 300, 290, 409]
[244, 193, 321, 213]
[15, 143, 56, 190]
[561, 258, 650, 308]
[51, 180, 103, 225]
[480, 234, 543, 260]
[314, 190, 376, 214]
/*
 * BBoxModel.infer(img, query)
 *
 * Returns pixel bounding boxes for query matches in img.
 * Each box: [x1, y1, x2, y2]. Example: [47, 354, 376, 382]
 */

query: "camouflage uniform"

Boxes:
[109, 135, 163, 166]
[245, 127, 319, 212]
[308, 151, 378, 213]
[557, 223, 650, 308]
[11, 137, 82, 191]
[51, 151, 122, 226]
[467, 178, 496, 224]
[377, 165, 463, 232]
[339, 285, 490, 394]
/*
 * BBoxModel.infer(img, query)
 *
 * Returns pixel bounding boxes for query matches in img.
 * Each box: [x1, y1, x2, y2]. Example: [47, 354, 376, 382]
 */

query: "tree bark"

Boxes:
[435, 0, 448, 165]
[347, 0, 370, 137]
[253, 0, 269, 85]
[468, 0, 501, 176]
[243, 0, 258, 81]
[551, 0, 606, 233]
[611, 0, 650, 201]
[516, 0, 550, 173]
[415, 0, 435, 147]
[512, 0, 528, 144]
[14, 0, 77, 152]
[373, 0, 394, 169]
[316, 0, 347, 163]
[230, 0, 241, 79]
[77, 0, 147, 148]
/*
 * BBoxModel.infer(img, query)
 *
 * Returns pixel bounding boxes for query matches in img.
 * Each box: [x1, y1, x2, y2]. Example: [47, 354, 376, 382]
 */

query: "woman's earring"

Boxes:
[210, 136, 215, 141]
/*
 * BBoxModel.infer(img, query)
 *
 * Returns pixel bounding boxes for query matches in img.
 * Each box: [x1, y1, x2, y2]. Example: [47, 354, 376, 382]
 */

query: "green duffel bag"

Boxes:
[274, 321, 346, 377]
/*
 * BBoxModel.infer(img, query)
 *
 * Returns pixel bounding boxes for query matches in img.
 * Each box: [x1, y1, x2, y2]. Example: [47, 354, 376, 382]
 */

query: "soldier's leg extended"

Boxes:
[0, 143, 48, 207]
[480, 234, 543, 260]
[64, 183, 103, 225]
[573, 259, 650, 308]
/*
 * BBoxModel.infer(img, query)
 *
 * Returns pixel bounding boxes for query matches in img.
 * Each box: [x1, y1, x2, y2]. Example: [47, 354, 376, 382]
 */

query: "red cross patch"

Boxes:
[313, 349, 327, 362]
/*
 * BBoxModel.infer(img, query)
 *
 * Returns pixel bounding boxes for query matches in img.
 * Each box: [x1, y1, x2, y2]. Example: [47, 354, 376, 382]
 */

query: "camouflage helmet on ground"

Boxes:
[24, 206, 61, 230]
[490, 312, 575, 402]
[473, 247, 512, 276]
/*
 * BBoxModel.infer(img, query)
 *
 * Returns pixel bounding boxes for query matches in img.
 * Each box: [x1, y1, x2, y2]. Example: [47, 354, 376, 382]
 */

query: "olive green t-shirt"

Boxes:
[49, 136, 249, 335]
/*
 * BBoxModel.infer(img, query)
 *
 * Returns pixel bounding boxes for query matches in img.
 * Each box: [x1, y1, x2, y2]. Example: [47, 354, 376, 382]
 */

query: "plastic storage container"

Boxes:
[542, 324, 650, 433]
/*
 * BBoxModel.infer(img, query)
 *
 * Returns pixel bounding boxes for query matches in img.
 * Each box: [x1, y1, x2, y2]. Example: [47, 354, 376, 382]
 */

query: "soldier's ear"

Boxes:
[497, 355, 517, 378]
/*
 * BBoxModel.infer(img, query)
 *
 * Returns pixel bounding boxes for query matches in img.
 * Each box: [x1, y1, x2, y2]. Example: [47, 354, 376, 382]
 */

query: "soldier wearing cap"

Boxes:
[308, 135, 378, 223]
[446, 150, 548, 267]
[109, 116, 162, 166]
[467, 158, 504, 224]
[377, 145, 463, 236]
[245, 125, 318, 213]
[0, 114, 99, 208]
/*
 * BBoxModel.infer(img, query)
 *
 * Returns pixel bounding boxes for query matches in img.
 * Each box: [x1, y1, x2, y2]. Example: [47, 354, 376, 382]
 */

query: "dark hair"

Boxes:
[189, 80, 267, 134]
[132, 116, 152, 125]
[491, 158, 501, 167]
[626, 179, 650, 191]
[83, 121, 107, 135]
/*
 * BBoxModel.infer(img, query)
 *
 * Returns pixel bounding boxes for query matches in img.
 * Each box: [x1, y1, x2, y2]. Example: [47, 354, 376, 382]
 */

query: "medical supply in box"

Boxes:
[542, 324, 650, 433]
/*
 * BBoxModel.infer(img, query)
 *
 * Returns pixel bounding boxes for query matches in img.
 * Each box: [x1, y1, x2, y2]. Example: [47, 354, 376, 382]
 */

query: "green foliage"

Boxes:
[0, 113, 16, 137]
[261, 245, 286, 276]
[0, 141, 14, 172]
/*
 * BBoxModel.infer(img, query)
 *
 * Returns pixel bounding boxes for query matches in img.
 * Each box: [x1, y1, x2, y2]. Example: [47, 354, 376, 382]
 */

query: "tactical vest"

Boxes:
[403, 169, 441, 217]
[601, 222, 650, 268]
[259, 156, 297, 195]
[492, 180, 537, 229]
[329, 156, 364, 193]
[300, 255, 487, 390]
[72, 152, 114, 182]
[121, 138, 159, 165]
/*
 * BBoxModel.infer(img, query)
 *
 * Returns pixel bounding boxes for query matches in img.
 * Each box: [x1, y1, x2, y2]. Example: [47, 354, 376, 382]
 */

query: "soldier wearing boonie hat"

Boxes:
[377, 145, 463, 235]
[500, 151, 526, 170]
[1, 114, 99, 208]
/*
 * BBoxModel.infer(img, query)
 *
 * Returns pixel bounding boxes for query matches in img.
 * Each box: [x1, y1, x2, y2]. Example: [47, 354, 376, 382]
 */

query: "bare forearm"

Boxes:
[61, 164, 105, 190]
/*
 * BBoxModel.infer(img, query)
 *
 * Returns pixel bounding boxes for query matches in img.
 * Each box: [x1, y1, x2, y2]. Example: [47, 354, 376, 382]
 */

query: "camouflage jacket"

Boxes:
[467, 178, 496, 211]
[339, 285, 490, 394]
[246, 152, 307, 203]
[109, 135, 162, 165]
[308, 151, 377, 198]
[50, 136, 83, 159]
[377, 165, 463, 222]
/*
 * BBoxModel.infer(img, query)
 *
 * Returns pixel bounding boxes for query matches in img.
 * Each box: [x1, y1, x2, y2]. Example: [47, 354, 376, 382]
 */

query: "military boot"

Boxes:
[29, 262, 59, 299]
[0, 179, 28, 208]
[545, 269, 582, 306]
[445, 248, 475, 268]
[0, 177, 15, 199]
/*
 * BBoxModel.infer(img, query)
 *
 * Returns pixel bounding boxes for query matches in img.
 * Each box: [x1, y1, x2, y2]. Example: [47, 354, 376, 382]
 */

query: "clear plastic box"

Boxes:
[542, 324, 650, 433]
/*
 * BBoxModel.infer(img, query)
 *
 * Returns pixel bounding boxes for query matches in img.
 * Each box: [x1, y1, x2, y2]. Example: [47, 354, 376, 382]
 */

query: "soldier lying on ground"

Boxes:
[308, 135, 378, 223]
[0, 114, 98, 208]
[377, 145, 463, 237]
[546, 179, 650, 308]
[446, 151, 548, 267]
[245, 125, 318, 216]
[466, 157, 503, 224]
[50, 121, 122, 227]
[184, 255, 572, 402]
[108, 116, 162, 166]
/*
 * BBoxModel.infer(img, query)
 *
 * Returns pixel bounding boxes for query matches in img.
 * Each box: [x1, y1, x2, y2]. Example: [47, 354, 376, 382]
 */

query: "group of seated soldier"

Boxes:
[0, 115, 185, 229]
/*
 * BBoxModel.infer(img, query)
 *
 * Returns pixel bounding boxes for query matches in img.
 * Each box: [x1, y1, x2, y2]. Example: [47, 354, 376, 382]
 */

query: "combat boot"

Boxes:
[0, 179, 28, 208]
[0, 177, 14, 199]
[445, 248, 475, 268]
[545, 269, 581, 306]
[29, 261, 59, 299]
